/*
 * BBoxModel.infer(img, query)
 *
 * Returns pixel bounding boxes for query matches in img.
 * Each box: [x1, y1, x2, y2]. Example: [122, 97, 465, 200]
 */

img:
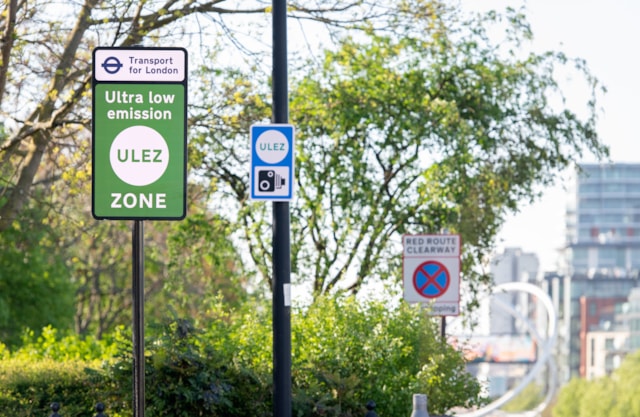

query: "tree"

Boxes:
[194, 3, 608, 302]
[165, 193, 250, 316]
[0, 0, 388, 339]
[0, 203, 75, 347]
[0, 0, 609, 336]
[609, 351, 640, 416]
[64, 181, 249, 338]
[0, 0, 399, 232]
[550, 377, 584, 417]
[551, 351, 640, 417]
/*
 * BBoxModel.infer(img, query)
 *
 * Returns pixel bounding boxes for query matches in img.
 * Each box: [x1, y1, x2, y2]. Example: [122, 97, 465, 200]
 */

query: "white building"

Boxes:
[584, 329, 628, 380]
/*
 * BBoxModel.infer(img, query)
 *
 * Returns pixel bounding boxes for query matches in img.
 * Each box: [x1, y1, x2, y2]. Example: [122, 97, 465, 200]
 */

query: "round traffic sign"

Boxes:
[109, 125, 169, 186]
[413, 260, 450, 298]
[255, 129, 289, 164]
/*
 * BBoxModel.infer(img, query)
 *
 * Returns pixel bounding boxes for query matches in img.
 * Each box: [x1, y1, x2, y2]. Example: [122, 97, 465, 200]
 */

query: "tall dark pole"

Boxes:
[132, 220, 145, 417]
[272, 0, 292, 417]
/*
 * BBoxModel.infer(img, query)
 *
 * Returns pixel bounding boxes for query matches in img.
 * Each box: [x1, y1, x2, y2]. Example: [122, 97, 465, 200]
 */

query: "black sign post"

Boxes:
[272, 1, 292, 416]
[132, 220, 145, 416]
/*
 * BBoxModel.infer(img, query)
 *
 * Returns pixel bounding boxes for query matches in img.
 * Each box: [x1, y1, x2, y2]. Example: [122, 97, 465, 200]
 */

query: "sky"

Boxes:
[459, 0, 640, 272]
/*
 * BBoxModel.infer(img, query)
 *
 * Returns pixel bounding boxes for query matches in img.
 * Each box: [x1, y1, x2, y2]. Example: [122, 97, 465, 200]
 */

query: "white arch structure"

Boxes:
[456, 282, 558, 417]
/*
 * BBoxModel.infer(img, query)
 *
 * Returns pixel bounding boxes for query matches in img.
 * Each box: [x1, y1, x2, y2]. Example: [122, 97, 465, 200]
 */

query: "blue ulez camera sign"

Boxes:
[250, 124, 295, 201]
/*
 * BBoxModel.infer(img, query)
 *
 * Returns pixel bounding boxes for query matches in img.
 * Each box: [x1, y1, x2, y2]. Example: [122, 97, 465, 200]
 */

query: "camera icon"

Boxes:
[258, 169, 286, 192]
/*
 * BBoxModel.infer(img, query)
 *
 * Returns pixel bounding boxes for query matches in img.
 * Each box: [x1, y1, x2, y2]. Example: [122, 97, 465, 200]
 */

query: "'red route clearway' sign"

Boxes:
[402, 234, 461, 316]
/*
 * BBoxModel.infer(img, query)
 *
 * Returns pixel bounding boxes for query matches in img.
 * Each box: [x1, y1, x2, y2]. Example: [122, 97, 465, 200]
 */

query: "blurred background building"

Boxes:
[485, 163, 640, 393]
[564, 163, 640, 378]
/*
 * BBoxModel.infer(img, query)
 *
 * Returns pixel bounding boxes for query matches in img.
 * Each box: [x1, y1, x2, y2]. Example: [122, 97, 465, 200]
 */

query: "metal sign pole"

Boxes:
[132, 220, 145, 417]
[272, 0, 292, 416]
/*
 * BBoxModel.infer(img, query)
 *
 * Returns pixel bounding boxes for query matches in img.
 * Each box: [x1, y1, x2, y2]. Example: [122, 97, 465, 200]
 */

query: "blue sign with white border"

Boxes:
[250, 124, 295, 201]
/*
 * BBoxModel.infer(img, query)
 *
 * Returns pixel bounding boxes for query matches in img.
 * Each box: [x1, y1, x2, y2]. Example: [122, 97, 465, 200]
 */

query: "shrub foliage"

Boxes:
[0, 298, 483, 417]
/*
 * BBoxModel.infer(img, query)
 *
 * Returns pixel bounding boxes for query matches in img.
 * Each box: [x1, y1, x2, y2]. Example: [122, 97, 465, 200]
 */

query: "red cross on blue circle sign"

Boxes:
[413, 260, 450, 299]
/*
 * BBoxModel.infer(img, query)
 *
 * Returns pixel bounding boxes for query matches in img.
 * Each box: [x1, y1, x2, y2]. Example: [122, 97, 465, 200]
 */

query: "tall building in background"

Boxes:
[564, 163, 640, 378]
[486, 163, 640, 384]
[566, 163, 640, 277]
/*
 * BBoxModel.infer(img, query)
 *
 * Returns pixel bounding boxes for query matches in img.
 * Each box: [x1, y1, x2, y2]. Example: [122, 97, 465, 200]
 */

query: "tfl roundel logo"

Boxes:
[101, 56, 123, 74]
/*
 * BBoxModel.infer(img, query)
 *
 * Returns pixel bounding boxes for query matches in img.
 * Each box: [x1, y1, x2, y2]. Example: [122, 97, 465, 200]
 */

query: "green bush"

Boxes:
[288, 296, 484, 416]
[13, 326, 119, 362]
[0, 297, 484, 417]
[0, 326, 124, 416]
[107, 318, 271, 417]
[0, 358, 106, 416]
[108, 298, 482, 417]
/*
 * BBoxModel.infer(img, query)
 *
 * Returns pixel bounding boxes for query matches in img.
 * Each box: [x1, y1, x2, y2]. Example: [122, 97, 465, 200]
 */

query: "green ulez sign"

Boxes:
[92, 47, 187, 220]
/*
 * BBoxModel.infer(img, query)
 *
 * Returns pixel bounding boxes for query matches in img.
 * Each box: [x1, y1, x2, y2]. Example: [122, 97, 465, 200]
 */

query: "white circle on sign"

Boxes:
[255, 130, 288, 164]
[109, 125, 169, 186]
